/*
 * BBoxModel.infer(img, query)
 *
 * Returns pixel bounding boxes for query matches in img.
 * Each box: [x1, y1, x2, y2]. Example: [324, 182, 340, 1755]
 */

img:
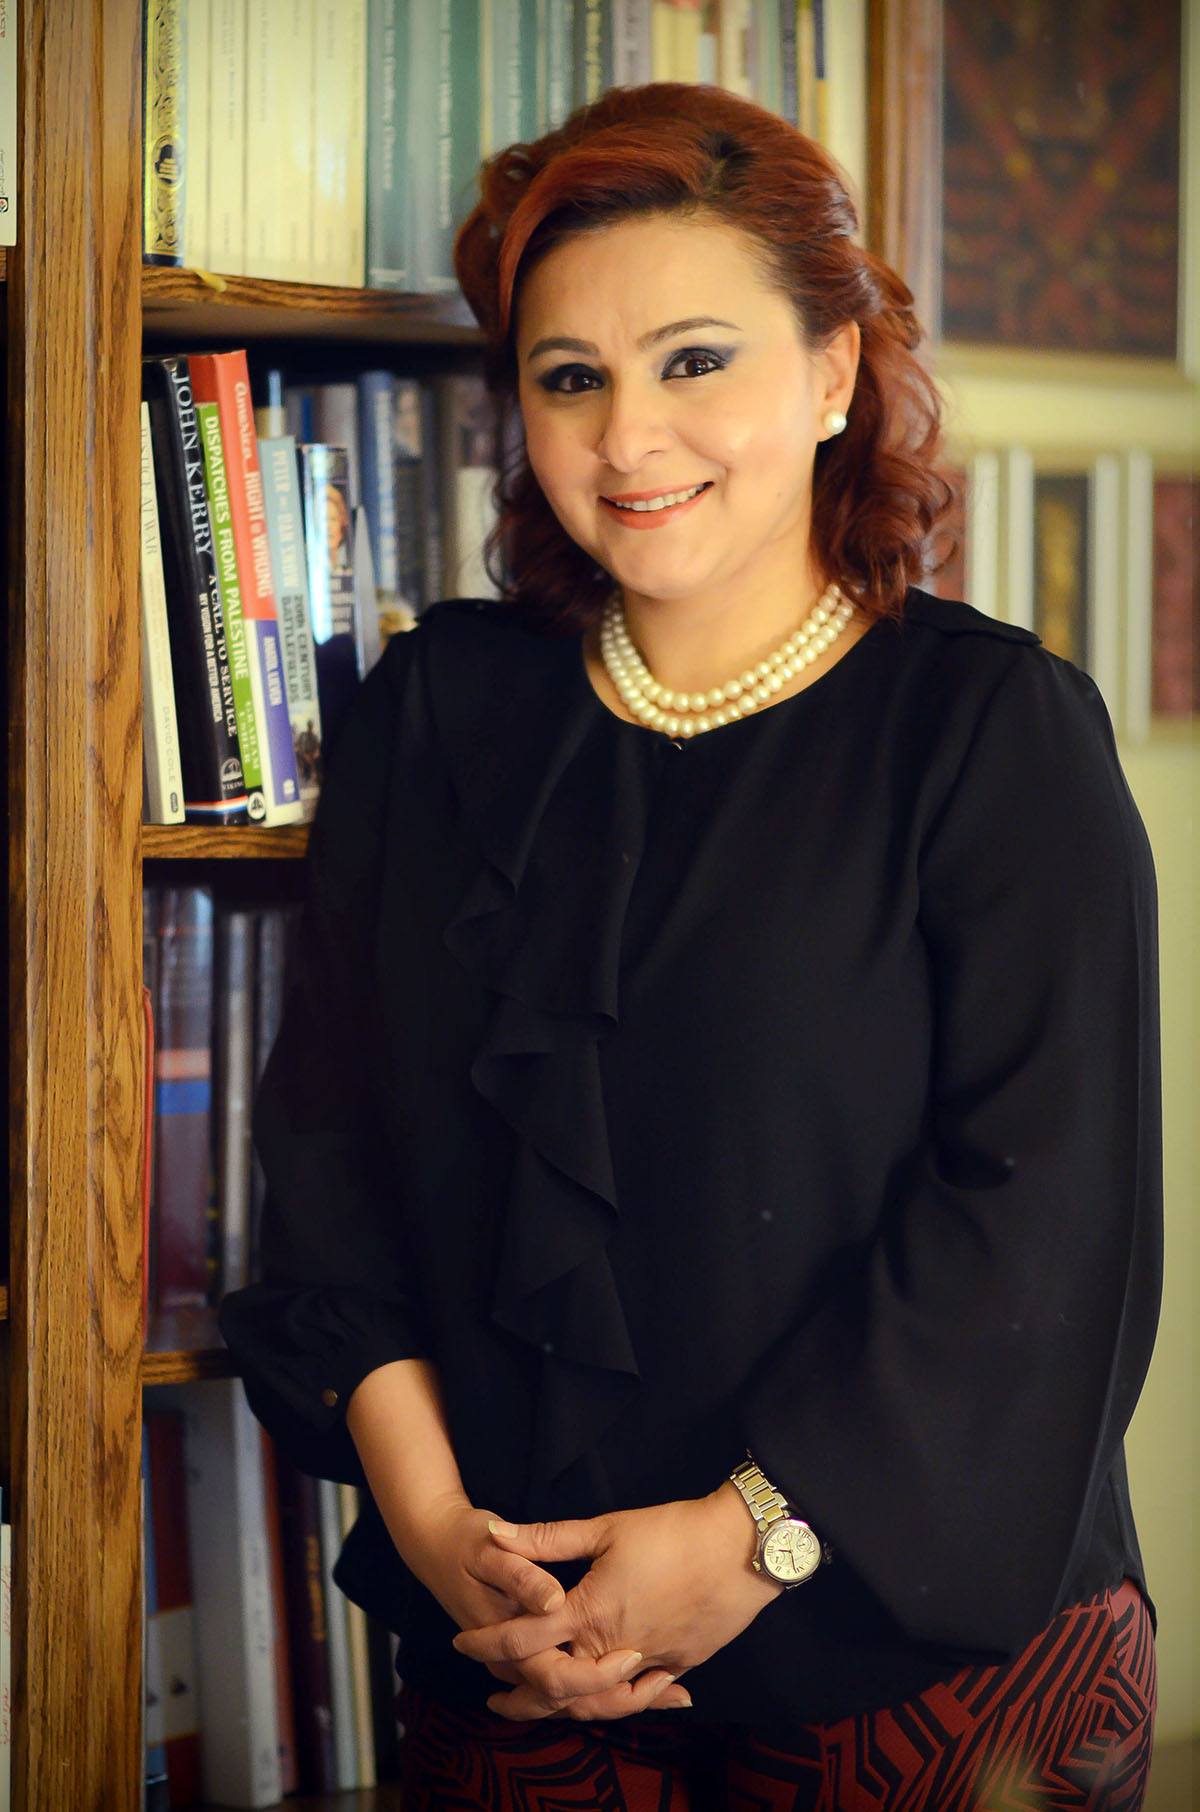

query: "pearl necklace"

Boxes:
[599, 582, 856, 737]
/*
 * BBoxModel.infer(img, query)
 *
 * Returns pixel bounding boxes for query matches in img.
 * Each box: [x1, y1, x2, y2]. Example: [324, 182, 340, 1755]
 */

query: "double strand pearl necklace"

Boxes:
[599, 581, 856, 737]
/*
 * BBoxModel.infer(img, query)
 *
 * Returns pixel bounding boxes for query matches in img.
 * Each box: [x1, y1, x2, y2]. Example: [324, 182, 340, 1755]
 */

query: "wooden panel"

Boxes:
[143, 1306, 237, 1383]
[142, 822, 311, 860]
[142, 265, 481, 346]
[866, 0, 944, 342]
[6, 2, 145, 1805]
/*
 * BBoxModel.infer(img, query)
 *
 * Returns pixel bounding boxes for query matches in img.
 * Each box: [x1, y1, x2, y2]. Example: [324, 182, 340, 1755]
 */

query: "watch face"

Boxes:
[761, 1520, 821, 1585]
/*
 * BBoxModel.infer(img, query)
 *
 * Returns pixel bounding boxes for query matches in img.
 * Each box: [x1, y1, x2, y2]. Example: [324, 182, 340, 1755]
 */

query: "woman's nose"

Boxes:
[596, 377, 675, 473]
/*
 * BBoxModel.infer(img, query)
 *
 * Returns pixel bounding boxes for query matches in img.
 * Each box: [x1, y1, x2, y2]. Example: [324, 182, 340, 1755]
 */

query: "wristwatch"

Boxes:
[729, 1453, 832, 1588]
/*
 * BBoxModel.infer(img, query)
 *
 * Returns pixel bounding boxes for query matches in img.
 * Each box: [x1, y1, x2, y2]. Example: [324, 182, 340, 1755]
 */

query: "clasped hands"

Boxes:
[410, 1483, 781, 1722]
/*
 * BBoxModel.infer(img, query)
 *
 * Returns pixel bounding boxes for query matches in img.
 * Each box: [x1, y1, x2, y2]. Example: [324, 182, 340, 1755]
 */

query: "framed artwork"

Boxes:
[1151, 476, 1200, 717]
[868, 0, 1185, 363]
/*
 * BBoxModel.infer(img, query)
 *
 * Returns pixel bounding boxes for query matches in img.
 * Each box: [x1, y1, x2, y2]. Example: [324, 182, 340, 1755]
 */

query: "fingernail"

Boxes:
[673, 1692, 694, 1708]
[541, 1589, 564, 1613]
[488, 1519, 519, 1539]
[618, 1650, 643, 1677]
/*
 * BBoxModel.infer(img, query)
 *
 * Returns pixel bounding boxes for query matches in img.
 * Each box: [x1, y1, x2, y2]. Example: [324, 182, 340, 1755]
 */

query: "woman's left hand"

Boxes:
[451, 1482, 783, 1720]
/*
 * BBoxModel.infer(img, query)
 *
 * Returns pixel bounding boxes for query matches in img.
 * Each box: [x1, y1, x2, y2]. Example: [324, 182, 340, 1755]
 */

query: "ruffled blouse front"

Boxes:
[219, 592, 1161, 1730]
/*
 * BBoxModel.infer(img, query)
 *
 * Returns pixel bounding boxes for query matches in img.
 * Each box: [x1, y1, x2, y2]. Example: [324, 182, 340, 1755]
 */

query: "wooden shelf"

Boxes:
[142, 264, 482, 346]
[0, 1284, 8, 1319]
[141, 822, 310, 860]
[198, 1790, 404, 1811]
[142, 1306, 237, 1385]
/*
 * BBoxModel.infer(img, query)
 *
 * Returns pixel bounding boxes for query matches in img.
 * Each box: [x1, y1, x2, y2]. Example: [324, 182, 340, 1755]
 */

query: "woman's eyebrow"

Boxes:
[524, 317, 742, 363]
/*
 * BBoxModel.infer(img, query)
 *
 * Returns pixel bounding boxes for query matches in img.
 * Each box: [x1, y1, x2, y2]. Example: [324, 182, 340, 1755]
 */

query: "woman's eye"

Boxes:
[664, 348, 728, 380]
[537, 364, 602, 395]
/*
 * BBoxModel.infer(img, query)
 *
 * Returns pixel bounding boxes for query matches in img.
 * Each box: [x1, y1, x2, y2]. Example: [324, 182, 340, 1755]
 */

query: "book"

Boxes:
[258, 435, 325, 817]
[152, 885, 215, 1314]
[142, 0, 186, 265]
[540, 0, 574, 130]
[142, 355, 250, 823]
[244, 0, 285, 279]
[191, 349, 305, 825]
[311, 381, 363, 508]
[260, 1434, 300, 1794]
[312, 0, 368, 286]
[338, 1485, 377, 1789]
[274, 1451, 338, 1792]
[409, 0, 484, 291]
[353, 503, 384, 677]
[277, 0, 317, 282]
[365, 1616, 402, 1780]
[488, 0, 540, 157]
[573, 0, 613, 105]
[0, 0, 16, 247]
[248, 905, 299, 1277]
[176, 1379, 283, 1809]
[357, 370, 403, 634]
[183, 0, 210, 269]
[139, 402, 186, 824]
[141, 974, 157, 1328]
[209, 0, 247, 275]
[142, 1428, 171, 1812]
[145, 1409, 204, 1805]
[196, 394, 270, 823]
[214, 906, 256, 1296]
[612, 0, 654, 85]
[393, 377, 429, 627]
[299, 442, 361, 752]
[366, 0, 413, 286]
[435, 372, 500, 599]
[317, 1478, 358, 1789]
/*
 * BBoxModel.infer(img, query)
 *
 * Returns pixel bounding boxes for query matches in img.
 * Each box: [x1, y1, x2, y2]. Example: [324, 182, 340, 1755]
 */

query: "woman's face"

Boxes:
[515, 212, 857, 615]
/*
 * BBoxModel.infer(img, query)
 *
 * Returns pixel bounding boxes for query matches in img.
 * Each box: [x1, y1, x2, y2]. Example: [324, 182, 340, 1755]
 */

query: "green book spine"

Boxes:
[196, 399, 267, 819]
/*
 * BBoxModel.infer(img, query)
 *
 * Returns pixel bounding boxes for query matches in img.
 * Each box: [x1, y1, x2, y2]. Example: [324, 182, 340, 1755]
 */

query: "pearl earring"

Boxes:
[824, 410, 848, 437]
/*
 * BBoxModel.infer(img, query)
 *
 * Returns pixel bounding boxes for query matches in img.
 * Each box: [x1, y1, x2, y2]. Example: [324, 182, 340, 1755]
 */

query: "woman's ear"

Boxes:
[818, 321, 861, 422]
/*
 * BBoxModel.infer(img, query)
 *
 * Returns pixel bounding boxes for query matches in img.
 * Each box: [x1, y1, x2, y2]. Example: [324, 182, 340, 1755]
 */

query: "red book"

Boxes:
[146, 1409, 204, 1805]
[153, 886, 215, 1312]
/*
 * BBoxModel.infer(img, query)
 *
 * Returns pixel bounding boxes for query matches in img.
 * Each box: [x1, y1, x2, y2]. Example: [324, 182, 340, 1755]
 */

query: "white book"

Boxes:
[353, 504, 384, 675]
[178, 1380, 282, 1809]
[612, 0, 654, 86]
[215, 908, 255, 1293]
[338, 1484, 377, 1789]
[139, 402, 186, 824]
[311, 0, 366, 286]
[0, 0, 17, 247]
[208, 0, 247, 275]
[244, 0, 284, 279]
[317, 1478, 358, 1790]
[277, 0, 316, 282]
[184, 0, 211, 268]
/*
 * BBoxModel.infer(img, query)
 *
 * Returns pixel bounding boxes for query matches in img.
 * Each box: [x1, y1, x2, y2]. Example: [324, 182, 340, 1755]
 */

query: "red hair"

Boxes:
[454, 83, 950, 630]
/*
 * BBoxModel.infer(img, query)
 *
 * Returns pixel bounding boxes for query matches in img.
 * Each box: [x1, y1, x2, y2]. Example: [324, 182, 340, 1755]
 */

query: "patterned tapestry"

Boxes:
[941, 0, 1181, 356]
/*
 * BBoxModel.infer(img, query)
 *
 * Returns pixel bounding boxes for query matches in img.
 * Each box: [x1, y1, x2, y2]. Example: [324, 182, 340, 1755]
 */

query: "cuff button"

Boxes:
[321, 1387, 339, 1408]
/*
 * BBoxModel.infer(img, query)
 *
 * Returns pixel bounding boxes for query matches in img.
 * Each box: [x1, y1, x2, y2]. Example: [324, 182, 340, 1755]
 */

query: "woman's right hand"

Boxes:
[400, 1493, 690, 1716]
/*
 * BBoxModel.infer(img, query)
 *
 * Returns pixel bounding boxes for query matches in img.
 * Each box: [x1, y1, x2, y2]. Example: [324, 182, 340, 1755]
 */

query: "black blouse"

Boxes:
[219, 590, 1162, 1733]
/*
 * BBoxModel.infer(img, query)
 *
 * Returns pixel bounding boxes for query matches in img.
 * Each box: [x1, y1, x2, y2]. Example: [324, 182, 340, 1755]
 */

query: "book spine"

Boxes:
[366, 0, 412, 287]
[153, 885, 214, 1313]
[352, 504, 383, 674]
[258, 437, 324, 818]
[357, 370, 404, 637]
[317, 1479, 358, 1789]
[311, 0, 358, 285]
[184, 0, 210, 268]
[244, 0, 283, 279]
[140, 403, 186, 824]
[179, 1380, 283, 1808]
[142, 1428, 170, 1804]
[717, 0, 753, 96]
[337, 1485, 377, 1789]
[753, 0, 780, 113]
[209, 0, 247, 274]
[344, 0, 368, 287]
[611, 0, 654, 85]
[142, 886, 161, 1319]
[143, 0, 186, 265]
[410, 0, 483, 292]
[195, 396, 269, 822]
[274, 1452, 338, 1792]
[0, 0, 16, 247]
[311, 382, 363, 509]
[260, 1434, 300, 1795]
[142, 355, 249, 822]
[779, 0, 799, 127]
[542, 0, 573, 128]
[435, 372, 500, 598]
[392, 378, 428, 624]
[299, 443, 360, 751]
[146, 1410, 204, 1805]
[278, 0, 316, 282]
[573, 0, 611, 103]
[214, 906, 256, 1295]
[418, 382, 446, 604]
[193, 350, 304, 824]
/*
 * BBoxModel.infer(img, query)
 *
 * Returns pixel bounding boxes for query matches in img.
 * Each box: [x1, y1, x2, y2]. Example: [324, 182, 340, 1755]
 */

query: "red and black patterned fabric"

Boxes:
[398, 1581, 1155, 1812]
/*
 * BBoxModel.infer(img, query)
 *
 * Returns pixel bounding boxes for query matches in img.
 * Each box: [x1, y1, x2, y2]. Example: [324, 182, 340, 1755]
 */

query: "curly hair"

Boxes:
[454, 83, 950, 631]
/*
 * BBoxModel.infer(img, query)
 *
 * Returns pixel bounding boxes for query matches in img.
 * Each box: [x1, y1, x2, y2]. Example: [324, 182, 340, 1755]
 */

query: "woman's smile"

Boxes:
[599, 481, 713, 525]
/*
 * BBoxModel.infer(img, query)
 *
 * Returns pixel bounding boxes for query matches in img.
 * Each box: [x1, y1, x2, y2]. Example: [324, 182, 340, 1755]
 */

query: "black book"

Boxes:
[142, 355, 250, 823]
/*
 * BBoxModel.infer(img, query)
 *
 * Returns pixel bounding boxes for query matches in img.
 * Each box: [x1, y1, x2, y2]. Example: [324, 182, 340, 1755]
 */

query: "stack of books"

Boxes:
[142, 1, 831, 291]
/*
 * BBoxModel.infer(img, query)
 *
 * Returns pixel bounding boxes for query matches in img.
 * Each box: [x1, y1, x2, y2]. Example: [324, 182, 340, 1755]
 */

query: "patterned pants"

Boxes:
[398, 1580, 1155, 1811]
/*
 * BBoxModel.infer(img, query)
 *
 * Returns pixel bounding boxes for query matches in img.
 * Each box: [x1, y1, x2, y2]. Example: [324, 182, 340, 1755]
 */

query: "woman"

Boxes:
[220, 85, 1161, 1810]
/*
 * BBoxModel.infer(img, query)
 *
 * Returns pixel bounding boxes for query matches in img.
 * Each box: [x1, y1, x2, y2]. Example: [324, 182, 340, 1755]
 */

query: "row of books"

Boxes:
[144, 1387, 400, 1807]
[141, 348, 499, 826]
[142, 0, 831, 291]
[143, 887, 298, 1315]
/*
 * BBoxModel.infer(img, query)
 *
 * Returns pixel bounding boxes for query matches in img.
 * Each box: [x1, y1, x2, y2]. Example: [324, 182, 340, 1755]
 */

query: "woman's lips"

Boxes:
[599, 482, 712, 528]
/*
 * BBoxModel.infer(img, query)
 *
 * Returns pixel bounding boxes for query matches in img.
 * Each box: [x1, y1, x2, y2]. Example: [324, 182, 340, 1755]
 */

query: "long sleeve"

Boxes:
[219, 638, 434, 1482]
[742, 649, 1162, 1655]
